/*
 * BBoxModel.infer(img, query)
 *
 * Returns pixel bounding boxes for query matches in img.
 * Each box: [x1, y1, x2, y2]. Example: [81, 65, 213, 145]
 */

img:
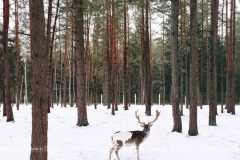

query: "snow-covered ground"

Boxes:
[0, 104, 240, 160]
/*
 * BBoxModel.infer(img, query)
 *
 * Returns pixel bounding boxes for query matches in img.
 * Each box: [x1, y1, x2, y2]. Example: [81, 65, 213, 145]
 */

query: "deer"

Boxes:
[109, 110, 161, 160]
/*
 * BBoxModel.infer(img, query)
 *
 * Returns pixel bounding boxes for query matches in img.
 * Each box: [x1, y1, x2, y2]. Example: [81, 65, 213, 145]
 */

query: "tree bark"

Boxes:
[104, 0, 111, 109]
[189, 0, 198, 135]
[76, 0, 89, 126]
[171, 0, 182, 132]
[63, 0, 69, 107]
[46, 0, 53, 113]
[145, 0, 152, 116]
[225, 0, 229, 110]
[221, 0, 224, 113]
[15, 0, 20, 110]
[123, 0, 128, 110]
[3, 0, 14, 122]
[140, 0, 145, 105]
[162, 14, 165, 106]
[183, 0, 188, 109]
[200, 0, 204, 109]
[71, 13, 75, 107]
[209, 0, 218, 126]
[29, 0, 48, 159]
[227, 0, 235, 114]
[111, 0, 117, 115]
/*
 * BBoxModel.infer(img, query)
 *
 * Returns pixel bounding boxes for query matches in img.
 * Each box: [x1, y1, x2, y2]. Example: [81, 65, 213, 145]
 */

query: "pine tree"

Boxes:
[29, 0, 49, 159]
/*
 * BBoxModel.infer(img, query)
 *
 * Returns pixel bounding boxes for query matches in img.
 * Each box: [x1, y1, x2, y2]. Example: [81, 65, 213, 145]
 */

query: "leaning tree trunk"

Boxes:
[76, 0, 89, 126]
[188, 0, 198, 135]
[29, 0, 49, 159]
[3, 0, 14, 122]
[171, 0, 182, 132]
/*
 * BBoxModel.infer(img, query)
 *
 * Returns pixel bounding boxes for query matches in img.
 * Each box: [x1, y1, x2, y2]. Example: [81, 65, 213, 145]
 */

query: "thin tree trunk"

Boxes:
[227, 0, 235, 114]
[183, 0, 188, 109]
[209, 0, 218, 126]
[20, 75, 23, 104]
[141, 0, 145, 105]
[63, 0, 69, 107]
[123, 0, 128, 110]
[145, 0, 152, 116]
[46, 0, 53, 113]
[59, 15, 62, 107]
[111, 0, 117, 115]
[15, 0, 20, 110]
[3, 0, 14, 121]
[232, 0, 236, 114]
[76, 0, 89, 126]
[225, 0, 228, 110]
[200, 0, 204, 109]
[105, 0, 111, 109]
[206, 4, 210, 105]
[180, 0, 183, 116]
[221, 0, 224, 113]
[71, 14, 75, 107]
[162, 14, 165, 106]
[171, 0, 182, 132]
[90, 36, 94, 105]
[52, 0, 60, 106]
[24, 58, 28, 106]
[189, 0, 198, 135]
[94, 17, 100, 109]
[127, 13, 131, 107]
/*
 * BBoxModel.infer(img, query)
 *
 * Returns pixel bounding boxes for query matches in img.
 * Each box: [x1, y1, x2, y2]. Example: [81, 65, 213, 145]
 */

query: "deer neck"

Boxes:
[142, 130, 150, 141]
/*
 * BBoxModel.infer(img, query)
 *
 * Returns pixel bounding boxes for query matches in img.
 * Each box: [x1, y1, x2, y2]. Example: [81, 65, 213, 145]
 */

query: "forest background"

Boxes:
[1, 0, 240, 108]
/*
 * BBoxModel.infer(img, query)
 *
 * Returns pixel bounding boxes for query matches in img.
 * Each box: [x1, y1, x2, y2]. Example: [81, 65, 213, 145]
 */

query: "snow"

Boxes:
[0, 104, 240, 160]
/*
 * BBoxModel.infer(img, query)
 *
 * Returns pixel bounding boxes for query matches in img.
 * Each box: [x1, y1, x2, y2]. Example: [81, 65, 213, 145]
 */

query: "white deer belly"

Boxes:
[112, 131, 133, 145]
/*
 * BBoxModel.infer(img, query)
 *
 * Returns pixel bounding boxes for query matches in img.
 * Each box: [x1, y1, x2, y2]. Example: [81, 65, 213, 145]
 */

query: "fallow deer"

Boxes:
[109, 110, 161, 160]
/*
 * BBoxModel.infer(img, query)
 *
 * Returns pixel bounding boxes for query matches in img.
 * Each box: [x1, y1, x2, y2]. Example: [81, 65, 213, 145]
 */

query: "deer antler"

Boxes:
[135, 110, 145, 125]
[148, 110, 161, 124]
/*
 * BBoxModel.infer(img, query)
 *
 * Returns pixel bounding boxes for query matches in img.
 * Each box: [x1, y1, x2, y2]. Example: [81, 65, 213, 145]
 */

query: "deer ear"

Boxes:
[140, 124, 144, 128]
[149, 124, 153, 127]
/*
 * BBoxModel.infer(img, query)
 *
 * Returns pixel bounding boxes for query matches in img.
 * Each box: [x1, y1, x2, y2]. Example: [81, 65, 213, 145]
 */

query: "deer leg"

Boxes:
[136, 145, 140, 160]
[109, 146, 115, 160]
[115, 145, 122, 160]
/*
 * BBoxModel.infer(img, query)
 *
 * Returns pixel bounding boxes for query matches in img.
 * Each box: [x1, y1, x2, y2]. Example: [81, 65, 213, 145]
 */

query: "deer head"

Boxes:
[135, 110, 161, 133]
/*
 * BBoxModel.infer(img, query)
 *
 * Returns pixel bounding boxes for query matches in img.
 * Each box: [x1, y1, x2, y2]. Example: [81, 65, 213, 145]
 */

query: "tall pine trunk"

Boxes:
[15, 0, 20, 110]
[63, 0, 69, 107]
[46, 0, 53, 113]
[3, 0, 14, 122]
[140, 0, 145, 105]
[209, 0, 218, 126]
[162, 14, 165, 106]
[171, 0, 182, 132]
[145, 0, 152, 116]
[30, 0, 48, 159]
[123, 0, 128, 110]
[111, 0, 117, 115]
[183, 0, 189, 109]
[76, 0, 89, 126]
[189, 0, 198, 135]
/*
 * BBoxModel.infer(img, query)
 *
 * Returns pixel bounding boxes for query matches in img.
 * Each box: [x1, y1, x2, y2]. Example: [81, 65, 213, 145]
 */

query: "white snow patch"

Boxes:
[0, 104, 240, 160]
